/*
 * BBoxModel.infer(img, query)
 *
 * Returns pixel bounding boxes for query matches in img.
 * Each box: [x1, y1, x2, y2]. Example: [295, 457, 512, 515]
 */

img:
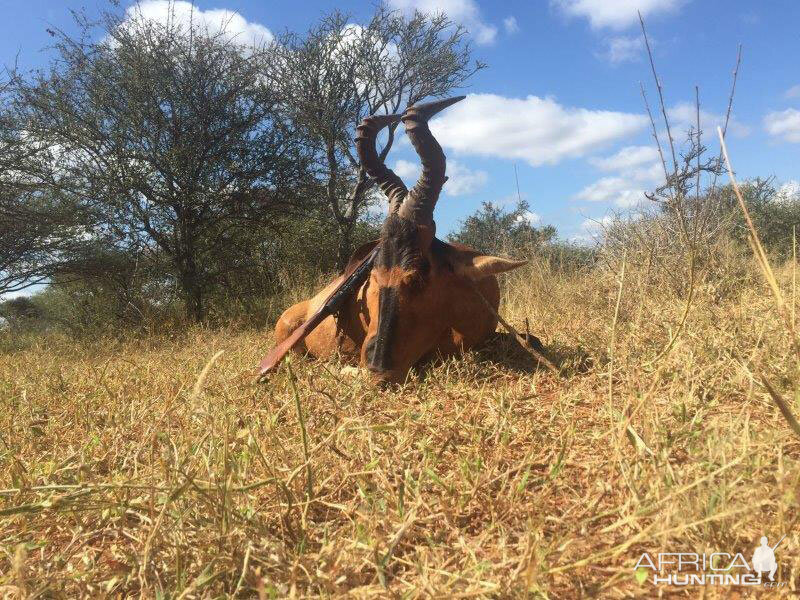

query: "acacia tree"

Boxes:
[0, 85, 88, 296]
[11, 7, 310, 321]
[269, 8, 483, 268]
[0, 186, 86, 296]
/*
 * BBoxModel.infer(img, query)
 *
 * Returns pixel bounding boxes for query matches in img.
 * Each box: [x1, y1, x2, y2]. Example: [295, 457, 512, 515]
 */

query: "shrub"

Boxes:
[448, 200, 557, 256]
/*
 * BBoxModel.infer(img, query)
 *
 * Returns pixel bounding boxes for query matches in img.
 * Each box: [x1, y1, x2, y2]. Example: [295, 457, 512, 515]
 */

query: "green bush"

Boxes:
[719, 178, 800, 259]
[448, 200, 557, 257]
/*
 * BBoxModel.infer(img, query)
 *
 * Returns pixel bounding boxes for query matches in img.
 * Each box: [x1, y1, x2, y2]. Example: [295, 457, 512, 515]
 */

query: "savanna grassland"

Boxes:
[1, 242, 799, 599]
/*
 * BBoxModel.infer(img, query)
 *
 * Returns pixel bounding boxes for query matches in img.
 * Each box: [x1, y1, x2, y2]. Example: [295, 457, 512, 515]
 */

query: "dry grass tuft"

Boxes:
[1, 254, 799, 597]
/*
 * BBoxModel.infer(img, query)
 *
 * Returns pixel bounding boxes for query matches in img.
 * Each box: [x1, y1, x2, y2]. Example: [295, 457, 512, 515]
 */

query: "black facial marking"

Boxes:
[376, 214, 428, 274]
[365, 286, 398, 372]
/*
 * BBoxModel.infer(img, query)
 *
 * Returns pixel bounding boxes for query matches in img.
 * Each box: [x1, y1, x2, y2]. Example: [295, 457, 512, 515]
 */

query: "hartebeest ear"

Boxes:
[343, 239, 379, 274]
[451, 252, 528, 281]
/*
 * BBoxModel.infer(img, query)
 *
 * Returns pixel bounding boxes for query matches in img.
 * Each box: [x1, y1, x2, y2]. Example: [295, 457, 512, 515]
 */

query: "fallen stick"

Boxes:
[468, 283, 560, 375]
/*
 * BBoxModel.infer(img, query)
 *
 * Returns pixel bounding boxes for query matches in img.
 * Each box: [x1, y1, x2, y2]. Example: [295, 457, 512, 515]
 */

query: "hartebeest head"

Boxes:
[354, 97, 527, 385]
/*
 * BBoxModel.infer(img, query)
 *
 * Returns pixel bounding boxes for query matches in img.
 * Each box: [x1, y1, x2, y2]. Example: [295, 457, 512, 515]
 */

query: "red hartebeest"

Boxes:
[273, 96, 527, 385]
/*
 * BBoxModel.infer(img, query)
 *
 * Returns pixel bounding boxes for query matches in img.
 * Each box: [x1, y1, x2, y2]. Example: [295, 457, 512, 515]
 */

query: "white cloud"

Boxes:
[740, 12, 759, 25]
[589, 145, 659, 171]
[784, 85, 800, 100]
[602, 35, 643, 63]
[764, 109, 800, 143]
[630, 161, 664, 183]
[487, 192, 540, 224]
[572, 214, 615, 243]
[429, 93, 647, 167]
[574, 176, 646, 208]
[551, 0, 688, 30]
[581, 146, 663, 208]
[393, 158, 487, 196]
[0, 287, 39, 301]
[388, 0, 497, 44]
[495, 192, 526, 207]
[574, 213, 645, 243]
[580, 215, 615, 232]
[366, 201, 389, 219]
[444, 160, 488, 195]
[123, 1, 273, 46]
[517, 210, 541, 225]
[668, 101, 751, 138]
[503, 16, 520, 34]
[393, 159, 419, 181]
[777, 180, 800, 203]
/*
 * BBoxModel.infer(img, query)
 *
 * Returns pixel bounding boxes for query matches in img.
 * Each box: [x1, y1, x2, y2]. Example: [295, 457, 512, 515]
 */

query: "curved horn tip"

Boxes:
[404, 95, 466, 120]
[364, 113, 403, 129]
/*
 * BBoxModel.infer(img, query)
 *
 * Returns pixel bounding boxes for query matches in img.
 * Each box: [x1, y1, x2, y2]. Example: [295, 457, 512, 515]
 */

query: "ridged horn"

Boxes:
[397, 96, 465, 224]
[355, 114, 407, 213]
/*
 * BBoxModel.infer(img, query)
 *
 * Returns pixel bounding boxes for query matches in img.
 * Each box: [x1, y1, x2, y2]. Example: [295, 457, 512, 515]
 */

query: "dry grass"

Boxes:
[1, 253, 800, 598]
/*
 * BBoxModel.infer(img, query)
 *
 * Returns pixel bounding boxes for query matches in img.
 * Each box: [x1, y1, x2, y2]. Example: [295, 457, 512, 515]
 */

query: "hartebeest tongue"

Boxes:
[398, 96, 466, 225]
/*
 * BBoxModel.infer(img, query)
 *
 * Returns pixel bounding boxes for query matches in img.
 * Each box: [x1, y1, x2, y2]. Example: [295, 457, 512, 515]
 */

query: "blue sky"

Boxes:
[1, 0, 799, 243]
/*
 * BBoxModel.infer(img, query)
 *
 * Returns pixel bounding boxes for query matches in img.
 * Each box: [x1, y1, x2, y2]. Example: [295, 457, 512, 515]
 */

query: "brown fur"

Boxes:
[274, 218, 525, 385]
